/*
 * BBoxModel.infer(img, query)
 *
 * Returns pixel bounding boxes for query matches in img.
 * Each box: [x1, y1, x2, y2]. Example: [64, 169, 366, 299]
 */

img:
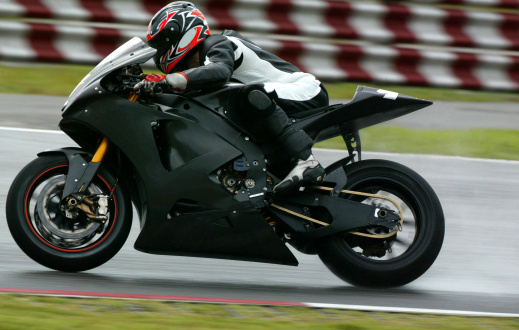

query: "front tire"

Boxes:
[6, 154, 132, 272]
[318, 159, 445, 287]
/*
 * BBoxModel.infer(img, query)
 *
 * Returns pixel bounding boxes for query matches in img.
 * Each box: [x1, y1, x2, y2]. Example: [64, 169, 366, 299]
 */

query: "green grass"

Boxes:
[0, 64, 92, 96]
[324, 81, 519, 103]
[2, 63, 519, 102]
[316, 127, 519, 161]
[0, 294, 517, 329]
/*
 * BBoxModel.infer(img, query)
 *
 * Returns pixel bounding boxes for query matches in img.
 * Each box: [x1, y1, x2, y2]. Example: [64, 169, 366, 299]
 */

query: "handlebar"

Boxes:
[117, 74, 174, 95]
[111, 70, 179, 96]
[116, 74, 145, 80]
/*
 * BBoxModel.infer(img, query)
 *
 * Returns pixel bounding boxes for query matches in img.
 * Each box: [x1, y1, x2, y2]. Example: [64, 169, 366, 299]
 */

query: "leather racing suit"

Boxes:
[178, 30, 329, 177]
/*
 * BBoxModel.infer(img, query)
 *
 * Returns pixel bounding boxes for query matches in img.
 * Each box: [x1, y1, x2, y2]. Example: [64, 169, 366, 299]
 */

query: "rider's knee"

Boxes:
[238, 84, 276, 119]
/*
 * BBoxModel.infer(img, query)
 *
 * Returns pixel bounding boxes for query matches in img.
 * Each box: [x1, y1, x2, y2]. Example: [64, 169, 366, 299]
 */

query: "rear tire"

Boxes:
[6, 154, 132, 272]
[318, 159, 444, 287]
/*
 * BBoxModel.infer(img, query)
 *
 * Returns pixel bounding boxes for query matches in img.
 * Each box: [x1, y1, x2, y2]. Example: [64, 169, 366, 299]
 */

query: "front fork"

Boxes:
[90, 92, 138, 163]
[60, 93, 139, 219]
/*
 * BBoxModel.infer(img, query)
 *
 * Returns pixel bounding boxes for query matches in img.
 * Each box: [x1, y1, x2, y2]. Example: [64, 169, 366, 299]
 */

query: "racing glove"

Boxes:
[134, 73, 188, 93]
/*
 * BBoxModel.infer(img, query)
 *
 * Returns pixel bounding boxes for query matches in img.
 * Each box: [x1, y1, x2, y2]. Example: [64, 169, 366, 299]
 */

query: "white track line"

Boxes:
[1, 126, 518, 317]
[2, 126, 518, 165]
[306, 302, 519, 318]
[317, 148, 519, 165]
[0, 126, 64, 134]
[0, 289, 517, 317]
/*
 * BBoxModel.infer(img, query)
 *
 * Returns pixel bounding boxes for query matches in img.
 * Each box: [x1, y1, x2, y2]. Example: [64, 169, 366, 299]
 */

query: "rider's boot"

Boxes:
[273, 154, 325, 194]
[229, 84, 326, 193]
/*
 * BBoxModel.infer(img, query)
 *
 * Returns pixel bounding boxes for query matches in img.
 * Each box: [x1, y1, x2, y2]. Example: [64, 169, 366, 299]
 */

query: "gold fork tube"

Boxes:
[91, 137, 109, 163]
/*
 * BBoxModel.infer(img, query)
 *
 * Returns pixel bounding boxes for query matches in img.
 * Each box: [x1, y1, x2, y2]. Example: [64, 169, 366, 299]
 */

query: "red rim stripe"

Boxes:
[0, 288, 306, 306]
[24, 165, 118, 253]
[2, 287, 517, 317]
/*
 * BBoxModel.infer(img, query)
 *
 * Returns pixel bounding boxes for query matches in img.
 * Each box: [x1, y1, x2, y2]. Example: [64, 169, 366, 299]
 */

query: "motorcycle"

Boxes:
[6, 37, 444, 287]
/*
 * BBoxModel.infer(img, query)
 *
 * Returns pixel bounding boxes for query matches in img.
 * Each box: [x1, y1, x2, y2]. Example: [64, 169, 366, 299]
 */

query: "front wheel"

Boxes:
[318, 159, 445, 287]
[6, 154, 132, 272]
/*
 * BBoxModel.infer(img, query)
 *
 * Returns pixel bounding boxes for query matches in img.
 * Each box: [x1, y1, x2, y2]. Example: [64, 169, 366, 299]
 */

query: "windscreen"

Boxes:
[63, 37, 156, 110]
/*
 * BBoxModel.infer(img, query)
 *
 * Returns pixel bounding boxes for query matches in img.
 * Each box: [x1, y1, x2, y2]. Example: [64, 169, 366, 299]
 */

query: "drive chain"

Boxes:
[270, 186, 404, 239]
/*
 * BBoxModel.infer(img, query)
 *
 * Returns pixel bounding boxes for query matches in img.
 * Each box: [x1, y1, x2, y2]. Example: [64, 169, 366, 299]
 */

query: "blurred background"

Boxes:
[1, 1, 519, 325]
[0, 0, 518, 91]
[1, 0, 519, 159]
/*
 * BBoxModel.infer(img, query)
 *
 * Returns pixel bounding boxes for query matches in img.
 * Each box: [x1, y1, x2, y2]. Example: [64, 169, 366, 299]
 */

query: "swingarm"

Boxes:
[268, 186, 403, 240]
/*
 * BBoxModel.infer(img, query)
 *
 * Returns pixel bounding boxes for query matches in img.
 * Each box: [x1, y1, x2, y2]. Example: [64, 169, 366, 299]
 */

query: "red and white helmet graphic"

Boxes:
[146, 2, 210, 74]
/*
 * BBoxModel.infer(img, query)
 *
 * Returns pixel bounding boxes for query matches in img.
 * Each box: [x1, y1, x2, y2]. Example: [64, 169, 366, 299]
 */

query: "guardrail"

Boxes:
[3, 0, 518, 50]
[1, 0, 518, 91]
[400, 0, 519, 9]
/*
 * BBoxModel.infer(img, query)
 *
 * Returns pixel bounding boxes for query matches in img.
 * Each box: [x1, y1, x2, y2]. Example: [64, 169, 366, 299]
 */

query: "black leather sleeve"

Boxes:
[182, 36, 235, 91]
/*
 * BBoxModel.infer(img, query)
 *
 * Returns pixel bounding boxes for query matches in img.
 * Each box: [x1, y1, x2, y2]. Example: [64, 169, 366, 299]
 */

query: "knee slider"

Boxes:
[239, 84, 276, 118]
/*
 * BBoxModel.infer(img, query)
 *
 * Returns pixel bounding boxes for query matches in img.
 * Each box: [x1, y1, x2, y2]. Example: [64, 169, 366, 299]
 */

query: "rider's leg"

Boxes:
[231, 84, 325, 193]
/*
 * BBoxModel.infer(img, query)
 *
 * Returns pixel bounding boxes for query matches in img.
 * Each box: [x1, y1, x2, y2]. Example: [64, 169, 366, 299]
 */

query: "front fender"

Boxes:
[38, 147, 145, 228]
[38, 147, 99, 201]
[38, 147, 93, 160]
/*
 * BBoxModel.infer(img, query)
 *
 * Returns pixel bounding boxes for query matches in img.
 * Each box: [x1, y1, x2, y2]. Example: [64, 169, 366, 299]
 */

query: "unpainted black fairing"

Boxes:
[57, 36, 299, 265]
[61, 94, 242, 210]
[60, 83, 298, 265]
[135, 208, 299, 266]
[293, 86, 433, 143]
[62, 37, 156, 112]
[58, 38, 432, 267]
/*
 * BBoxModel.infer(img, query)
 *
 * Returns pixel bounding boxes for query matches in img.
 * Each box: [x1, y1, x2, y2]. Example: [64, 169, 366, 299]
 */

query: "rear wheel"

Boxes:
[6, 154, 132, 272]
[318, 159, 444, 287]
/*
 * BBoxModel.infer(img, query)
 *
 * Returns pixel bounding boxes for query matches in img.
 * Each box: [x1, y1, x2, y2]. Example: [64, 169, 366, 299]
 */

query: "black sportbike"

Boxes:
[6, 38, 444, 287]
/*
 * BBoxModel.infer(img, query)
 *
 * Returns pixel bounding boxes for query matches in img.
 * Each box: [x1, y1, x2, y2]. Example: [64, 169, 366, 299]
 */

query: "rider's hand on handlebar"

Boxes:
[133, 73, 188, 94]
[133, 74, 168, 94]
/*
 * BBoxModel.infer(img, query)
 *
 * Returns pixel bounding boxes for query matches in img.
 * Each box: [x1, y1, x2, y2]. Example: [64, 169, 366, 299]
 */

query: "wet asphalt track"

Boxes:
[1, 93, 519, 315]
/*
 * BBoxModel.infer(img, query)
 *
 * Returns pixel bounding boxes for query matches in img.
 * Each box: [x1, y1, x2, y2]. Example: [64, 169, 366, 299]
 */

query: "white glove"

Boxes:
[165, 73, 188, 91]
[133, 73, 167, 93]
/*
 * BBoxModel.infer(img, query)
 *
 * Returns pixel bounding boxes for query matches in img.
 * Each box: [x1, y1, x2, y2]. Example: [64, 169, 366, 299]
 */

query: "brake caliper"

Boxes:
[65, 195, 109, 222]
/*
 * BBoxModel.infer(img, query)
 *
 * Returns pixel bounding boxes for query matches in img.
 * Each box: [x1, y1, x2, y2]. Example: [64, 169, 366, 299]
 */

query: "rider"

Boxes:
[135, 1, 329, 193]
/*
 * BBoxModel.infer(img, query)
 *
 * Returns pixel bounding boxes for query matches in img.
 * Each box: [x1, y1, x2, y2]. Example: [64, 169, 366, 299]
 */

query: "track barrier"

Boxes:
[1, 0, 518, 91]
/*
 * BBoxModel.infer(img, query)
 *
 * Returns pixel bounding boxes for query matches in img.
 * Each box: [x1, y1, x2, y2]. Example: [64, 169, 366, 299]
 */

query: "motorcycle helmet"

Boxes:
[146, 1, 210, 74]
